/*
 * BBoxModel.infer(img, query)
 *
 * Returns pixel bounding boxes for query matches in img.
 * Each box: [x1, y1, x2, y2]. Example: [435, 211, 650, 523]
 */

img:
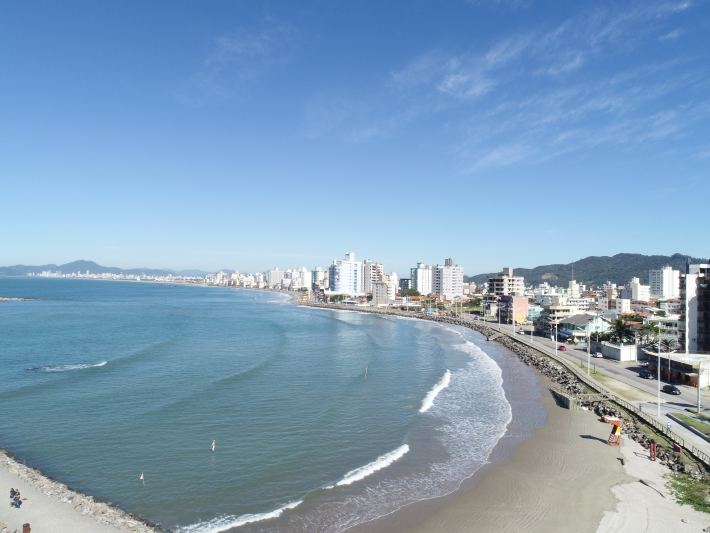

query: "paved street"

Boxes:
[469, 315, 710, 454]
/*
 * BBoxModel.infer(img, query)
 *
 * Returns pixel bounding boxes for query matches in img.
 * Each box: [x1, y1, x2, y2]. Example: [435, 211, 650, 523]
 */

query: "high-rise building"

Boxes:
[410, 263, 432, 295]
[372, 280, 397, 305]
[399, 278, 412, 290]
[362, 260, 384, 294]
[621, 277, 651, 302]
[328, 252, 364, 297]
[487, 268, 525, 297]
[432, 258, 464, 301]
[266, 268, 285, 287]
[650, 265, 680, 299]
[679, 263, 710, 354]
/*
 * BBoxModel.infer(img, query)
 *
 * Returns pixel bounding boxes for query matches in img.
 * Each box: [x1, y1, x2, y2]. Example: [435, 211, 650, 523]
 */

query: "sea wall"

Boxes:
[0, 449, 165, 532]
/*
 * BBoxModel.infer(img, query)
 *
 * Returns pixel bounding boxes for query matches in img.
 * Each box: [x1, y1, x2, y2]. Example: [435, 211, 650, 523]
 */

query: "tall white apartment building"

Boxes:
[266, 268, 285, 287]
[328, 252, 364, 297]
[679, 263, 710, 354]
[362, 260, 384, 294]
[410, 263, 432, 295]
[650, 266, 680, 299]
[487, 268, 525, 297]
[432, 258, 464, 301]
[620, 277, 651, 302]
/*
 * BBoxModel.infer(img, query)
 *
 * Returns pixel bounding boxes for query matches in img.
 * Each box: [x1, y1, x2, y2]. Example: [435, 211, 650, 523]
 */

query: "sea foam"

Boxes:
[330, 444, 410, 488]
[28, 362, 107, 372]
[419, 370, 451, 413]
[178, 501, 302, 533]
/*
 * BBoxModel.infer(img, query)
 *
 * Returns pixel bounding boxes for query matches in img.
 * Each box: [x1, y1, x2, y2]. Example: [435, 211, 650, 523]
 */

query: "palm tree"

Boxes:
[609, 318, 635, 344]
[660, 338, 679, 352]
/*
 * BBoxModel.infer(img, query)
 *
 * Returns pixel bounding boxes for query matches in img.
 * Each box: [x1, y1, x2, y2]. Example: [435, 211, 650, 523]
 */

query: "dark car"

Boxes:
[663, 384, 681, 395]
[639, 371, 654, 379]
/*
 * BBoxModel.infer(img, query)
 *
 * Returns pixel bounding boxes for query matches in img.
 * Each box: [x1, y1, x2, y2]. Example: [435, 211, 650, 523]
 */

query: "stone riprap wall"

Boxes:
[0, 450, 165, 532]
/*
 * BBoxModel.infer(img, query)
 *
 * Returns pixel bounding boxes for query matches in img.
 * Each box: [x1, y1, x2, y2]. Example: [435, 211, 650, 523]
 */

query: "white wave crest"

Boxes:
[419, 370, 451, 413]
[29, 362, 107, 372]
[331, 444, 409, 488]
[178, 501, 302, 533]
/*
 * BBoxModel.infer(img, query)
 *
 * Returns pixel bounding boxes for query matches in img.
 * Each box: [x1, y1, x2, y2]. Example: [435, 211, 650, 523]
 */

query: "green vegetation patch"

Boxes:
[668, 474, 710, 514]
[672, 413, 710, 437]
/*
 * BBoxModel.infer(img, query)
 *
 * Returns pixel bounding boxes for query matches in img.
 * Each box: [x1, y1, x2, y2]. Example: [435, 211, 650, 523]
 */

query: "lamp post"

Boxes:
[657, 337, 661, 417]
[587, 318, 592, 376]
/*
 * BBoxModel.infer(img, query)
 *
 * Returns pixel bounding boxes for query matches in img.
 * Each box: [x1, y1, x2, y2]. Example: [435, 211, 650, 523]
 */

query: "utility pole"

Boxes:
[657, 338, 661, 417]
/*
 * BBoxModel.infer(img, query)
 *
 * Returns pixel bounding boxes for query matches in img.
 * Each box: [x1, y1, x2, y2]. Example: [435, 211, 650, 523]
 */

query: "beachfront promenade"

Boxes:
[300, 302, 710, 468]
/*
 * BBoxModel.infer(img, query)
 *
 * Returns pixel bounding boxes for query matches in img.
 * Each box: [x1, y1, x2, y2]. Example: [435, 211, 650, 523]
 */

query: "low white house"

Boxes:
[590, 340, 637, 362]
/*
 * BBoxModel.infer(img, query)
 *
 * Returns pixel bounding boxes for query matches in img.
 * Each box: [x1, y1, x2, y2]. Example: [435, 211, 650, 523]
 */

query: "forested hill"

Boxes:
[465, 253, 707, 288]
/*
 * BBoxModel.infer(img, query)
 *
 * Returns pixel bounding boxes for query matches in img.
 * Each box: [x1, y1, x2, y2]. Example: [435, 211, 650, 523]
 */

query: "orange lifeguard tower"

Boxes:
[606, 417, 621, 446]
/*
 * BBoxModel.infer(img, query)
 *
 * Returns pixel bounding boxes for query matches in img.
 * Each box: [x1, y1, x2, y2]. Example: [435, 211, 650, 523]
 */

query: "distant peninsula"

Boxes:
[0, 260, 211, 278]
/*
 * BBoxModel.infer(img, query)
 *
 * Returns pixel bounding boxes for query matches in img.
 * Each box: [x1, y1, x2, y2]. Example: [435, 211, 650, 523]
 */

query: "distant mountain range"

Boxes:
[0, 260, 212, 278]
[465, 253, 708, 288]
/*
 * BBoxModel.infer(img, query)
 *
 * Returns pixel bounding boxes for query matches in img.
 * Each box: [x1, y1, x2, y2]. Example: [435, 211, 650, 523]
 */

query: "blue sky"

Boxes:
[1, 0, 708, 276]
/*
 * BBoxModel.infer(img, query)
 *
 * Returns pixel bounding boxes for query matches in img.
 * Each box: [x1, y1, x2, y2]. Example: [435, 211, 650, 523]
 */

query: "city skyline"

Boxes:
[2, 1, 708, 274]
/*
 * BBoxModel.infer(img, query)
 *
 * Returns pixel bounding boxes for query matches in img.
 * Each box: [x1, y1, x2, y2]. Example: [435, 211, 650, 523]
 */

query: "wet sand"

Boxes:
[358, 375, 634, 533]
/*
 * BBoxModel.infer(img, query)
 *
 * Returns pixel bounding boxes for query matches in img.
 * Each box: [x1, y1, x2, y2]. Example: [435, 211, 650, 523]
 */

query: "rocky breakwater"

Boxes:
[423, 316, 587, 396]
[0, 449, 167, 532]
[618, 416, 709, 480]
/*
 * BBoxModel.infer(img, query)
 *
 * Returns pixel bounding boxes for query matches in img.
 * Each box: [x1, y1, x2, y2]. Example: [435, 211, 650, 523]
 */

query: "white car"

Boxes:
[593, 352, 603, 358]
[517, 330, 527, 335]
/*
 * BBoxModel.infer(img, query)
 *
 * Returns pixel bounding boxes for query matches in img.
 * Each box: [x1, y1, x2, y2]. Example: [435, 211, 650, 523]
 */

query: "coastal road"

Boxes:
[476, 317, 710, 414]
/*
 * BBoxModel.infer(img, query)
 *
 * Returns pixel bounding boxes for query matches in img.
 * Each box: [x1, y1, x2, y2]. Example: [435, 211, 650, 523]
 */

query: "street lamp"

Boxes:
[657, 337, 661, 417]
[587, 318, 592, 376]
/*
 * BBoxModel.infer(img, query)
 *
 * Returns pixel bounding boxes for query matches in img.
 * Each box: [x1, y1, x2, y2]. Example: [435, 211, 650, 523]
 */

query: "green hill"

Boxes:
[465, 253, 707, 288]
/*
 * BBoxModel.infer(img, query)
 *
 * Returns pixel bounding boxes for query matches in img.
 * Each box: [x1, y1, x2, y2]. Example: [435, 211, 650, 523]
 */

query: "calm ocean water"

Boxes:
[0, 278, 517, 532]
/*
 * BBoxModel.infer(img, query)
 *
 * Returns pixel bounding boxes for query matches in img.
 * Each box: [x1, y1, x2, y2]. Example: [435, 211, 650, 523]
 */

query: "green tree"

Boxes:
[638, 324, 660, 344]
[329, 294, 345, 302]
[656, 310, 667, 317]
[609, 318, 636, 343]
[401, 288, 420, 297]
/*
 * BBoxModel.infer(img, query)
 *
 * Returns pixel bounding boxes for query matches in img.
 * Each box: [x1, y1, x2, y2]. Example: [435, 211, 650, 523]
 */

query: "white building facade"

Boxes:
[650, 266, 680, 299]
[432, 258, 464, 301]
[488, 268, 525, 297]
[410, 263, 432, 295]
[328, 253, 364, 297]
[362, 260, 384, 294]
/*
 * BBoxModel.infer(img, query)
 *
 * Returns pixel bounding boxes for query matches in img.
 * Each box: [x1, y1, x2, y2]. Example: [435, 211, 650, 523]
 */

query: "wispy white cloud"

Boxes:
[658, 28, 683, 40]
[307, 0, 708, 170]
[175, 20, 295, 106]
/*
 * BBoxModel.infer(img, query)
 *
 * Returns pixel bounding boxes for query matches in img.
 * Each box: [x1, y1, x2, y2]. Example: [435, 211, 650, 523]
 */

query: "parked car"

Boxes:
[593, 352, 603, 358]
[640, 361, 649, 367]
[559, 345, 567, 351]
[663, 384, 681, 395]
[639, 371, 654, 379]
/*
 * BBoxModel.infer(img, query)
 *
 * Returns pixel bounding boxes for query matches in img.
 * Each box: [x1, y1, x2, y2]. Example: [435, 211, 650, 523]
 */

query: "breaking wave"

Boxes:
[329, 444, 410, 488]
[28, 362, 107, 372]
[419, 370, 451, 413]
[178, 501, 303, 533]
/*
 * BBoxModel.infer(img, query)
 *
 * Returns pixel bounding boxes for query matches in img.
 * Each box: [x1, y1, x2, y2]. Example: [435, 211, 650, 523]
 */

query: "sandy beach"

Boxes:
[0, 450, 157, 533]
[358, 375, 710, 533]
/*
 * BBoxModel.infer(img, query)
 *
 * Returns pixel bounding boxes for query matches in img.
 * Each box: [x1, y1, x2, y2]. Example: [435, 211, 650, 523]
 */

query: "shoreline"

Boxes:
[2, 288, 707, 532]
[0, 448, 163, 533]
